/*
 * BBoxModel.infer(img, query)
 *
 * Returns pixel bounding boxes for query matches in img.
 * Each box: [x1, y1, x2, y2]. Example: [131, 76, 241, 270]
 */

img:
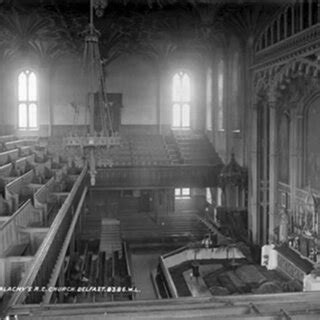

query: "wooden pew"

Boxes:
[0, 149, 19, 166]
[0, 163, 13, 178]
[0, 135, 15, 143]
[0, 135, 16, 152]
[34, 158, 52, 180]
[4, 166, 86, 305]
[5, 138, 37, 151]
[5, 139, 27, 151]
[0, 200, 42, 257]
[0, 195, 11, 217]
[14, 154, 36, 176]
[33, 177, 59, 225]
[0, 256, 33, 294]
[19, 145, 32, 157]
[5, 170, 37, 212]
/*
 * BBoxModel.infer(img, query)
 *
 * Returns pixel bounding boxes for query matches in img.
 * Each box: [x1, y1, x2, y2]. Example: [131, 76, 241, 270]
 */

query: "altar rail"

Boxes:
[255, 0, 319, 53]
[7, 166, 87, 306]
[95, 165, 222, 188]
[0, 200, 42, 257]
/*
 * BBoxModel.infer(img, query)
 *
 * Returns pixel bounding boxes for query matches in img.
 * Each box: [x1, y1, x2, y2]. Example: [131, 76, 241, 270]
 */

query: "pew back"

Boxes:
[0, 149, 19, 166]
[0, 163, 13, 177]
[0, 200, 41, 257]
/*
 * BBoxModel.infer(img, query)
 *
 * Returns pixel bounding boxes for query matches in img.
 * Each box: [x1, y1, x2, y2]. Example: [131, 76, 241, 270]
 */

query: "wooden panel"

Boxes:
[95, 165, 222, 188]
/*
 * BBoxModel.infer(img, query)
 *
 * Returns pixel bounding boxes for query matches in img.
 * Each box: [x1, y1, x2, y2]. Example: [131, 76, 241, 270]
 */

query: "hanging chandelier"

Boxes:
[64, 0, 120, 186]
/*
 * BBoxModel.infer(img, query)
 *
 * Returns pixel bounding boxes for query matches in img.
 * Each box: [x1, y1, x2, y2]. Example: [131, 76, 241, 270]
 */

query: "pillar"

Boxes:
[268, 104, 279, 242]
[249, 101, 259, 243]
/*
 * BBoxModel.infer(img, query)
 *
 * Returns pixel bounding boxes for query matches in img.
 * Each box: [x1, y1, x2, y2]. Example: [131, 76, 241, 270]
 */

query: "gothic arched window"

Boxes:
[18, 70, 38, 129]
[172, 71, 191, 129]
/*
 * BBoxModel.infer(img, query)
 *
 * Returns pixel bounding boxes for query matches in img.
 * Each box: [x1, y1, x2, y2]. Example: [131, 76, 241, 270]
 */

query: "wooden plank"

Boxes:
[42, 186, 88, 303]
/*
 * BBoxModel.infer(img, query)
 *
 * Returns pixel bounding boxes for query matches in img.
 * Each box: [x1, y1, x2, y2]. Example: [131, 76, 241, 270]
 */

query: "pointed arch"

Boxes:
[171, 71, 191, 129]
[18, 69, 38, 129]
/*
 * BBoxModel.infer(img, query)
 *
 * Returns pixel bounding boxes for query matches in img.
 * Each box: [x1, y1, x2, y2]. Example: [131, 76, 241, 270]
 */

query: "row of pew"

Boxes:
[48, 135, 171, 168]
[0, 134, 83, 295]
[64, 246, 132, 303]
[172, 131, 221, 165]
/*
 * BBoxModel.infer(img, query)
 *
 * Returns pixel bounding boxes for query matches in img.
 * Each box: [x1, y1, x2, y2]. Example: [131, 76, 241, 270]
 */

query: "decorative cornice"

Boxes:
[253, 55, 320, 110]
[253, 24, 320, 73]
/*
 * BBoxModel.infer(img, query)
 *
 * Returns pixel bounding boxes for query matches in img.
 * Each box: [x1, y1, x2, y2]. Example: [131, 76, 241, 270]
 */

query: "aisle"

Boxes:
[130, 252, 160, 300]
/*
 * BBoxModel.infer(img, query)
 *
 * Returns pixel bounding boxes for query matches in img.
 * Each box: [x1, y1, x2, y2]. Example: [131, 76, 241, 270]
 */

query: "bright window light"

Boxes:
[182, 104, 190, 128]
[175, 188, 191, 199]
[29, 103, 37, 128]
[206, 188, 212, 204]
[28, 72, 37, 101]
[18, 70, 38, 129]
[18, 103, 27, 128]
[172, 73, 181, 102]
[172, 103, 181, 127]
[181, 73, 190, 102]
[172, 72, 191, 129]
[18, 72, 27, 101]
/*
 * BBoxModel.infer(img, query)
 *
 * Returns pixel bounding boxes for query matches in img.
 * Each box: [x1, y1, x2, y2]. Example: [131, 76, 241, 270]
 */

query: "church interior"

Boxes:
[1, 0, 320, 319]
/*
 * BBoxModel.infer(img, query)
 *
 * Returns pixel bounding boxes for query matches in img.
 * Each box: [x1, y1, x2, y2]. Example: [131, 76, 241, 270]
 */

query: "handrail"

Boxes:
[95, 164, 222, 188]
[42, 186, 88, 304]
[162, 246, 187, 259]
[159, 256, 178, 298]
[7, 165, 87, 306]
[255, 1, 319, 53]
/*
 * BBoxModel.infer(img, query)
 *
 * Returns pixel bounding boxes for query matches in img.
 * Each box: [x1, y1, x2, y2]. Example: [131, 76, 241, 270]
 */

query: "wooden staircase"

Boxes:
[99, 218, 122, 258]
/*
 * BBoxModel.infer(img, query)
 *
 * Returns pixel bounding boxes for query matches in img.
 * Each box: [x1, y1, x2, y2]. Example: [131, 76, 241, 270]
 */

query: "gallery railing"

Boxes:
[95, 165, 222, 188]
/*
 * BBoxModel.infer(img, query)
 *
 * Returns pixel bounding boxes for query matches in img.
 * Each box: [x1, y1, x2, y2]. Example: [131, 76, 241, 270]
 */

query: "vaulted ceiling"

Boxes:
[0, 0, 285, 65]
